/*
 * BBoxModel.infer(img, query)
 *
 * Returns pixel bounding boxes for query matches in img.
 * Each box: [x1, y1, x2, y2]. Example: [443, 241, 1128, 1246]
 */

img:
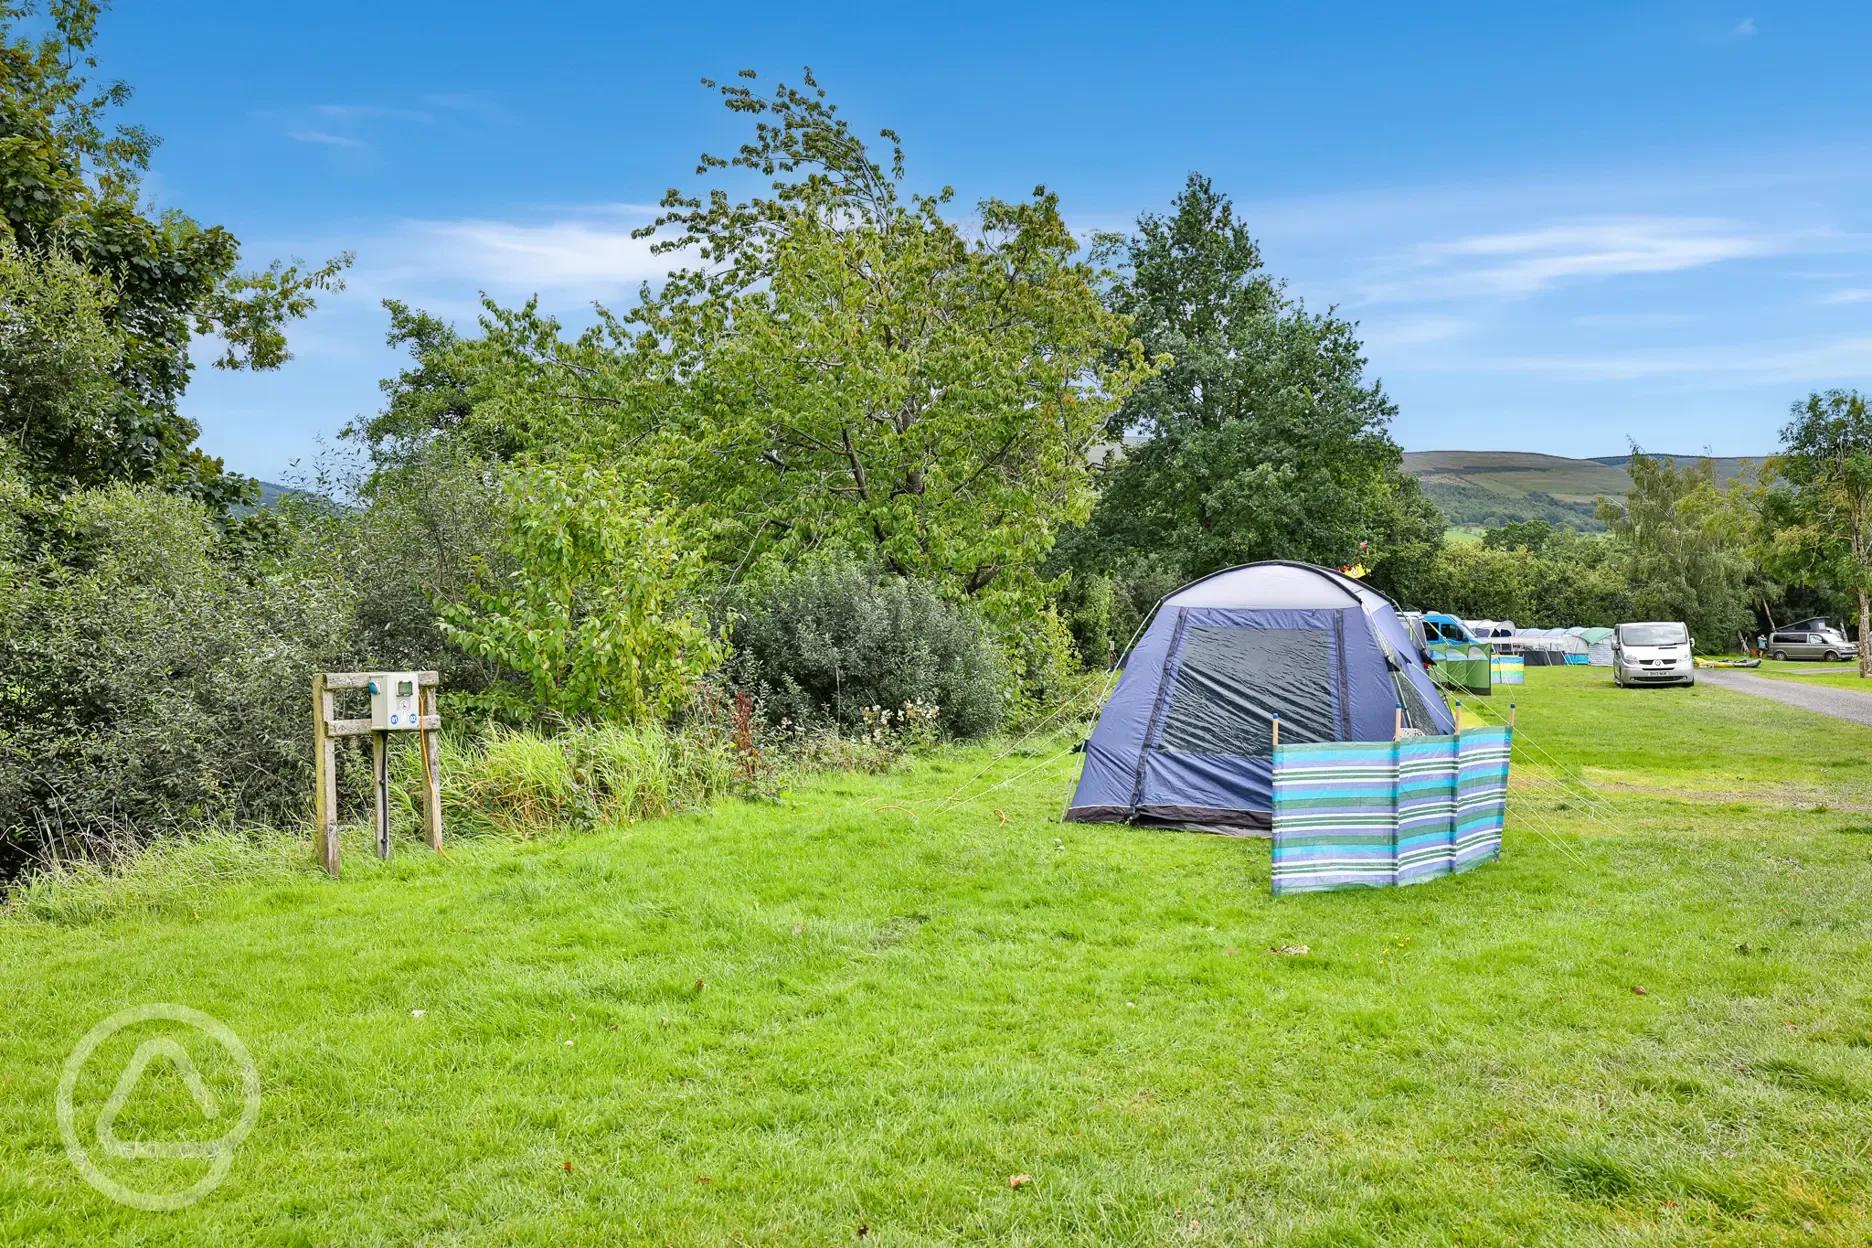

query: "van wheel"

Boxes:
[1825, 650, 1841, 662]
[1773, 650, 1789, 661]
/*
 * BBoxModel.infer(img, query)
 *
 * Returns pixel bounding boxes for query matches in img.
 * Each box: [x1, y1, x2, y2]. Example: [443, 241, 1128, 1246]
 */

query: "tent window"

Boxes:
[1393, 669, 1438, 732]
[1157, 626, 1334, 757]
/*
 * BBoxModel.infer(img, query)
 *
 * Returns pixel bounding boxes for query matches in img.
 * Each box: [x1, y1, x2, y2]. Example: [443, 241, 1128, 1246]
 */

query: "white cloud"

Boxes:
[369, 214, 681, 299]
[1367, 216, 1787, 301]
[314, 103, 435, 125]
[1821, 288, 1872, 304]
[1358, 314, 1475, 350]
[1477, 334, 1872, 383]
[1571, 311, 1699, 328]
[1734, 17, 1757, 36]
[287, 129, 367, 150]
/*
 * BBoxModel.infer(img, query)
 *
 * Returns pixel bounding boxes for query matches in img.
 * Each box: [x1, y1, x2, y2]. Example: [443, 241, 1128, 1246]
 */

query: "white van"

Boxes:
[1611, 621, 1694, 688]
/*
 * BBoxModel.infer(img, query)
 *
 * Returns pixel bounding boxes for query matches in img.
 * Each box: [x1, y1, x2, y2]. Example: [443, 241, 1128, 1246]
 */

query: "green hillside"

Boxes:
[1403, 450, 1762, 532]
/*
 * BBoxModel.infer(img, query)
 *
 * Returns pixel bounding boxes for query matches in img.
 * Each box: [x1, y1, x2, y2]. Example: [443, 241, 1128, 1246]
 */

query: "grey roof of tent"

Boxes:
[1164, 562, 1375, 610]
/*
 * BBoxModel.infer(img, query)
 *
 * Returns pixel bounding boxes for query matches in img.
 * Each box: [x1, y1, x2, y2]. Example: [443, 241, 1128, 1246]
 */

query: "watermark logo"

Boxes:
[57, 1004, 260, 1211]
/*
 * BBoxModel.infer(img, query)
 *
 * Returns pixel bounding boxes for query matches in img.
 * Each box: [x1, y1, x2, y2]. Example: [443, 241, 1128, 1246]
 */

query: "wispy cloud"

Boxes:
[421, 91, 508, 123]
[287, 129, 367, 150]
[1366, 216, 1789, 301]
[314, 103, 436, 125]
[1478, 334, 1872, 383]
[1355, 215, 1804, 303]
[275, 95, 490, 154]
[1571, 311, 1700, 328]
[1820, 288, 1872, 304]
[1734, 17, 1757, 36]
[362, 213, 679, 300]
[1357, 314, 1475, 350]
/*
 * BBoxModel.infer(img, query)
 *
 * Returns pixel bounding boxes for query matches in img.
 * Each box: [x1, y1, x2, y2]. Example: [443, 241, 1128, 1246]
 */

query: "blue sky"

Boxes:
[95, 1, 1872, 480]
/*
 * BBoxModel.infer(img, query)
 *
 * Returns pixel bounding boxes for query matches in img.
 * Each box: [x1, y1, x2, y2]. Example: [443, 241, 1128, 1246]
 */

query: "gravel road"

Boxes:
[1694, 668, 1872, 728]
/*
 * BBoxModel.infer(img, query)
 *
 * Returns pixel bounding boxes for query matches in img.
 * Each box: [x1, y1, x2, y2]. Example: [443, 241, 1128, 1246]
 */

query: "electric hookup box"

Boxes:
[369, 672, 425, 730]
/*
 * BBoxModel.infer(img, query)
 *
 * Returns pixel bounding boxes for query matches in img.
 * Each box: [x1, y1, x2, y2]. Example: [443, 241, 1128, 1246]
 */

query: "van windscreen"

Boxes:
[1620, 623, 1687, 646]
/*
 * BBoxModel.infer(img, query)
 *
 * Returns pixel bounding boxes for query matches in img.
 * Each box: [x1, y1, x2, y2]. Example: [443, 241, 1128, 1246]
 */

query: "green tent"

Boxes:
[1428, 641, 1492, 696]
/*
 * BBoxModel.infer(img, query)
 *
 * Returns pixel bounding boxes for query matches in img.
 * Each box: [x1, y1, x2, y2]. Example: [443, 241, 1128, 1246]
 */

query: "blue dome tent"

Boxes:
[1065, 561, 1455, 835]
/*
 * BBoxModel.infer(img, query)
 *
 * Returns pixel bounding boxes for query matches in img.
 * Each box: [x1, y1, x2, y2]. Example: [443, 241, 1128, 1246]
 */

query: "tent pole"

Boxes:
[1393, 704, 1402, 741]
[1271, 713, 1280, 750]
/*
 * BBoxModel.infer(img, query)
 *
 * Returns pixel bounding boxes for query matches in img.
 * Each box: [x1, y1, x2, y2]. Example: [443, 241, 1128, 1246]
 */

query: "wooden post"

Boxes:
[1509, 703, 1517, 729]
[372, 730, 390, 859]
[1394, 704, 1403, 741]
[420, 682, 443, 851]
[1271, 713, 1280, 750]
[313, 673, 340, 878]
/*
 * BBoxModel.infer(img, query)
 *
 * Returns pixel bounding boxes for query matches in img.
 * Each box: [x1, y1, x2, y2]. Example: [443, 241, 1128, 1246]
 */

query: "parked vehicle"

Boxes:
[1402, 611, 1482, 667]
[1767, 625, 1859, 662]
[1611, 621, 1695, 688]
[1421, 612, 1481, 645]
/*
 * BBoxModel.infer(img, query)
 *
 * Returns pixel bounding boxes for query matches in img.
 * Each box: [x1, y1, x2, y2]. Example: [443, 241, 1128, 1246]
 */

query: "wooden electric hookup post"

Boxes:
[312, 671, 441, 878]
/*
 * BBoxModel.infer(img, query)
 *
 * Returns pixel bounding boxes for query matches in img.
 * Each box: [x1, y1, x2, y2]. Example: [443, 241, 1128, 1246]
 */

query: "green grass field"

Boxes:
[4, 669, 1872, 1245]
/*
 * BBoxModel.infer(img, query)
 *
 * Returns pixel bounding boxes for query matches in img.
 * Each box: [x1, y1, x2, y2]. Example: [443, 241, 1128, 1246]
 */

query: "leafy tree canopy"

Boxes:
[0, 0, 350, 508]
[1599, 449, 1759, 649]
[390, 70, 1152, 612]
[1059, 173, 1442, 595]
[1761, 389, 1872, 674]
[1481, 519, 1554, 552]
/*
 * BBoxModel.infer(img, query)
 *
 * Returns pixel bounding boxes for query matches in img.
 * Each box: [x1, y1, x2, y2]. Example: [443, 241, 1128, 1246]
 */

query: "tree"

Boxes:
[432, 70, 1151, 614]
[1598, 451, 1756, 650]
[439, 462, 721, 725]
[0, 1, 349, 508]
[1482, 519, 1554, 553]
[0, 241, 124, 482]
[1060, 174, 1443, 595]
[347, 299, 512, 468]
[1763, 390, 1872, 676]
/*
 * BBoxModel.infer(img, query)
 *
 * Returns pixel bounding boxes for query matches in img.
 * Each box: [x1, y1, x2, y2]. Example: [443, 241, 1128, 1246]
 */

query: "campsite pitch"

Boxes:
[3, 668, 1872, 1245]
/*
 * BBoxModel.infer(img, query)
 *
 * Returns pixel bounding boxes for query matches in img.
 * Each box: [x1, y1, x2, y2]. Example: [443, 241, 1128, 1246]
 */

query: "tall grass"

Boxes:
[396, 721, 737, 839]
[3, 827, 306, 925]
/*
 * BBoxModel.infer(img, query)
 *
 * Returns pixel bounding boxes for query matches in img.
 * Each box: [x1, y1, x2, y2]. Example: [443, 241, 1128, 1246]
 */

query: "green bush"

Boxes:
[440, 461, 721, 725]
[721, 563, 1005, 740]
[0, 481, 356, 873]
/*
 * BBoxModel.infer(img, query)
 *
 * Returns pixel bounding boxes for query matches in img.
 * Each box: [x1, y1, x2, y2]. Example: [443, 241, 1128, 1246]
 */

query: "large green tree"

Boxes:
[1060, 174, 1442, 597]
[0, 0, 349, 508]
[402, 70, 1151, 614]
[1761, 390, 1872, 676]
[1599, 451, 1757, 650]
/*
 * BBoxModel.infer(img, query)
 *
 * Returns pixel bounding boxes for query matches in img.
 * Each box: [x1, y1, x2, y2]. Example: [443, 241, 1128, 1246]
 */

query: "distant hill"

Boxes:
[1402, 450, 1763, 532]
[229, 480, 317, 515]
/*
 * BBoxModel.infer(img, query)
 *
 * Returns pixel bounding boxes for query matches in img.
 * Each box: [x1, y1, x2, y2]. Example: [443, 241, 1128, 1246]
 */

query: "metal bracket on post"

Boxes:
[372, 730, 390, 859]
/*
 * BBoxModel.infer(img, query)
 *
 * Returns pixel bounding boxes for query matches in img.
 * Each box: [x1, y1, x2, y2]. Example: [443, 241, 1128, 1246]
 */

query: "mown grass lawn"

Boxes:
[4, 668, 1872, 1245]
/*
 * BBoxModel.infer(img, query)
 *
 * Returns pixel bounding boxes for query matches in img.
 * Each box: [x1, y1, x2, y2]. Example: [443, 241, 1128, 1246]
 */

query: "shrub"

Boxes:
[0, 481, 356, 874]
[272, 439, 513, 696]
[721, 562, 1005, 740]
